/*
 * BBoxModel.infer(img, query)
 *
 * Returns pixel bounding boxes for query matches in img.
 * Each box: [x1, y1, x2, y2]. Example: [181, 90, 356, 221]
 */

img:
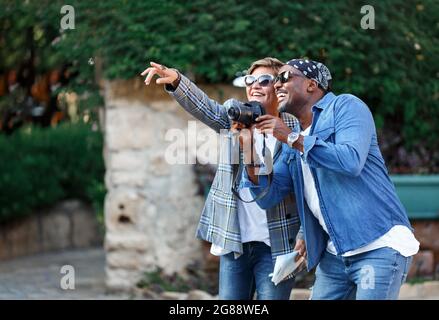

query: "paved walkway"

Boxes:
[1, 247, 438, 300]
[0, 247, 128, 300]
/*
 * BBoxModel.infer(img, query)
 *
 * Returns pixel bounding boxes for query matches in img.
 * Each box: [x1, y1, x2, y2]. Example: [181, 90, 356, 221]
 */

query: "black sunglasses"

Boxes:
[274, 70, 307, 83]
[244, 74, 275, 87]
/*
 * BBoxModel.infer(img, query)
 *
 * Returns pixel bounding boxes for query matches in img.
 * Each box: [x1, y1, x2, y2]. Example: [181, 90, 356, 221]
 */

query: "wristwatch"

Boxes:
[287, 131, 300, 148]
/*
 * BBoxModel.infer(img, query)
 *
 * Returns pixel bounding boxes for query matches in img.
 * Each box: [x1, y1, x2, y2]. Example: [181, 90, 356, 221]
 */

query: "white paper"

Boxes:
[269, 251, 306, 286]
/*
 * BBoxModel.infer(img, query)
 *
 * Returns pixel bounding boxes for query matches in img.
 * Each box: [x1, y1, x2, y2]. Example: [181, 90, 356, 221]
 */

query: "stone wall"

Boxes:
[0, 200, 102, 261]
[409, 220, 439, 279]
[103, 77, 245, 291]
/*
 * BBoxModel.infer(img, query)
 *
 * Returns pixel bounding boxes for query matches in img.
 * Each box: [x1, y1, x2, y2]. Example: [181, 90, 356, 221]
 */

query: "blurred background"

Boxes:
[0, 0, 438, 300]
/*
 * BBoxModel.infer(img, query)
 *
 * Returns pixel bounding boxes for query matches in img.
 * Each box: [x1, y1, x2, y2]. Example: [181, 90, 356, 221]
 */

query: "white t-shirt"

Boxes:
[211, 130, 277, 256]
[299, 126, 419, 257]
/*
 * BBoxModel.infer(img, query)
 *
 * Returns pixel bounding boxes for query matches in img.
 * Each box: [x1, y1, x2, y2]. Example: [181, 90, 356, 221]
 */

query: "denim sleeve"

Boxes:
[165, 74, 231, 132]
[239, 153, 294, 210]
[303, 95, 375, 177]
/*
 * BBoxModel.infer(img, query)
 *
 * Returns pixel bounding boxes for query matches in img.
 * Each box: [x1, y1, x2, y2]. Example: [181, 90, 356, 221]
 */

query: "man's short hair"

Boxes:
[247, 57, 284, 75]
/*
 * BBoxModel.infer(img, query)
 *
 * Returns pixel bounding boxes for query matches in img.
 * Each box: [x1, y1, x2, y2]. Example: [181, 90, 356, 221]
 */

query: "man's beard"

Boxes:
[278, 98, 299, 116]
[277, 101, 289, 113]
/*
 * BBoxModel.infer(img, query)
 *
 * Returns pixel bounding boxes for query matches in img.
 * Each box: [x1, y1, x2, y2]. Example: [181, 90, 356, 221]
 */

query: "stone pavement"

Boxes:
[290, 282, 439, 300]
[1, 247, 438, 300]
[0, 247, 129, 300]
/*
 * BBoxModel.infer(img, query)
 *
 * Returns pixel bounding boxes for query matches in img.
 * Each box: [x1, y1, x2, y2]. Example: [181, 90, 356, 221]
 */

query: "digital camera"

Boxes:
[227, 101, 265, 126]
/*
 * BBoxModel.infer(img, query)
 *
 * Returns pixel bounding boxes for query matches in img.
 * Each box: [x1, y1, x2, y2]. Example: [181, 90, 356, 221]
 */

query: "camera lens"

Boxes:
[227, 106, 240, 121]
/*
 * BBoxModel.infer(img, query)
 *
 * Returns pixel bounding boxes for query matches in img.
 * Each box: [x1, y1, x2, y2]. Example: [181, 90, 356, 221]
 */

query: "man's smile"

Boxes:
[276, 89, 288, 101]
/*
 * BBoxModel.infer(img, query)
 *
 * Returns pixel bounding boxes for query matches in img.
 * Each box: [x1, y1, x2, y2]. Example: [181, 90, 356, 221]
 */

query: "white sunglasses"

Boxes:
[243, 74, 275, 87]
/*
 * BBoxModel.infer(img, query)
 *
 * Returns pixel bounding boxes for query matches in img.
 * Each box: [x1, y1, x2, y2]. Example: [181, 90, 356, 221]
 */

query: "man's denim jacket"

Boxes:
[241, 92, 412, 270]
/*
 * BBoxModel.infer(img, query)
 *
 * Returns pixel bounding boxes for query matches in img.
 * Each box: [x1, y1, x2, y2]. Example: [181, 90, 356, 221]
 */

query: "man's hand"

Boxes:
[255, 115, 292, 144]
[294, 239, 307, 261]
[140, 62, 179, 86]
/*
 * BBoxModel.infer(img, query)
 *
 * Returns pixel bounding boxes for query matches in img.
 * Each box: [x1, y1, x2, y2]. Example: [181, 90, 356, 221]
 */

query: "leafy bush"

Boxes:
[1, 0, 438, 171]
[0, 123, 105, 223]
[137, 263, 219, 296]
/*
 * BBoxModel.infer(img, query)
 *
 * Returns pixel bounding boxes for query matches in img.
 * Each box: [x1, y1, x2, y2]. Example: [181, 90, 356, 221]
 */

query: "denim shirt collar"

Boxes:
[312, 91, 336, 112]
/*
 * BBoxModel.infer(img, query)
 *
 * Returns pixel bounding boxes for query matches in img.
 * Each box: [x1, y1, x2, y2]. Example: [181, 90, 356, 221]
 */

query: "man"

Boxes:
[242, 59, 419, 300]
[141, 58, 301, 300]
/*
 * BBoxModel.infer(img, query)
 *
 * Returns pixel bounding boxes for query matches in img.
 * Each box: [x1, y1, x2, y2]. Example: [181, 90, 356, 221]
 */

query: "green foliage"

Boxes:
[1, 0, 438, 167]
[137, 268, 191, 293]
[137, 263, 218, 295]
[0, 123, 105, 223]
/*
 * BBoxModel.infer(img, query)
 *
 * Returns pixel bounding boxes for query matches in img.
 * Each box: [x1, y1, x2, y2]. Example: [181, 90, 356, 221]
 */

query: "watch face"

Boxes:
[288, 132, 299, 147]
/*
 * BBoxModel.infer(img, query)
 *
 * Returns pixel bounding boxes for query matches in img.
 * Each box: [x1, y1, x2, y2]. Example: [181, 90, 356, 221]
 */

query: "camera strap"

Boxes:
[231, 135, 273, 203]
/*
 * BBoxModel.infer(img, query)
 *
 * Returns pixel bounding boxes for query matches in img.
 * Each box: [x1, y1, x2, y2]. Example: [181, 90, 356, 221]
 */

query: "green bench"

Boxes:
[391, 175, 439, 220]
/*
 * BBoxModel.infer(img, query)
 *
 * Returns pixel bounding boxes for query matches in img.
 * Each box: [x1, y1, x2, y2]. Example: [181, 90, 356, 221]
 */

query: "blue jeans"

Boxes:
[311, 247, 413, 300]
[219, 241, 295, 300]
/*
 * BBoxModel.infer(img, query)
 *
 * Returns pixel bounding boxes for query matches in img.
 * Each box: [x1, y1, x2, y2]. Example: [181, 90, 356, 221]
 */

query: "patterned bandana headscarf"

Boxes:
[286, 59, 332, 91]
